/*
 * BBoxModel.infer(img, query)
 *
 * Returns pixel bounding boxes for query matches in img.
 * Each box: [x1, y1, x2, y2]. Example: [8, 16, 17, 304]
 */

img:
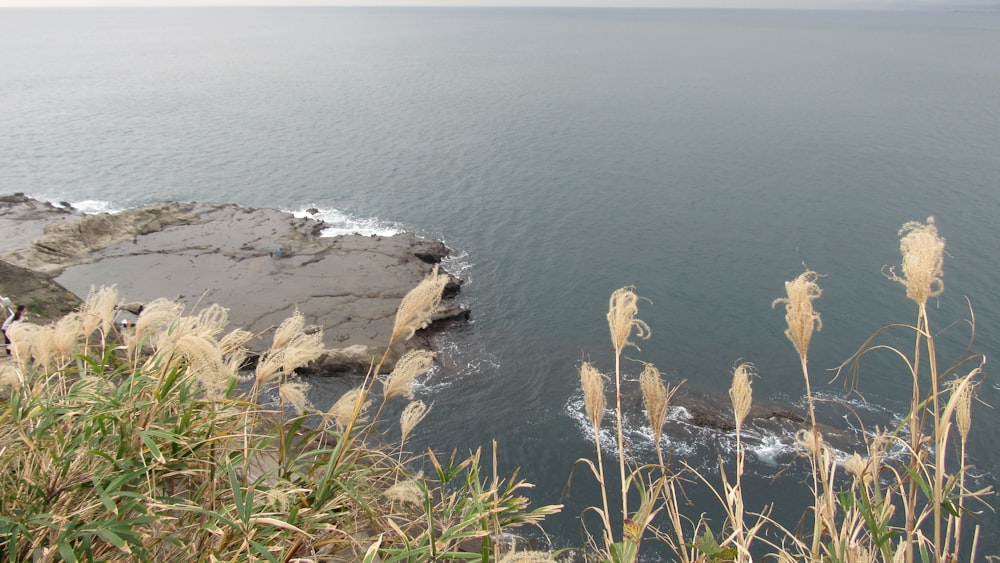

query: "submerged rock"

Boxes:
[0, 194, 468, 373]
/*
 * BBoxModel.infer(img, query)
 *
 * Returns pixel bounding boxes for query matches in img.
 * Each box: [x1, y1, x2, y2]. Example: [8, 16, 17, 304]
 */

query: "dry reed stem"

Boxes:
[772, 269, 822, 361]
[886, 217, 945, 307]
[578, 360, 612, 552]
[391, 265, 450, 342]
[606, 285, 650, 526]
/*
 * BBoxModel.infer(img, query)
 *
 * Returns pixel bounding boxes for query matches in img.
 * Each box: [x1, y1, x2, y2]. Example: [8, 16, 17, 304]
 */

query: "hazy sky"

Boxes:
[0, 0, 994, 9]
[0, 0, 996, 9]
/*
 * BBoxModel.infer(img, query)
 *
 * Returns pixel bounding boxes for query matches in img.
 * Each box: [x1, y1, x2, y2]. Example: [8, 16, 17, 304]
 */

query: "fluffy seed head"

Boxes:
[392, 265, 450, 342]
[328, 388, 369, 431]
[192, 304, 230, 340]
[400, 400, 430, 445]
[729, 362, 754, 430]
[7, 321, 38, 368]
[772, 269, 823, 360]
[842, 453, 872, 485]
[579, 362, 605, 430]
[0, 363, 22, 389]
[607, 286, 650, 355]
[279, 380, 313, 416]
[52, 312, 83, 363]
[640, 363, 670, 445]
[133, 298, 184, 351]
[385, 479, 425, 506]
[278, 331, 326, 374]
[218, 329, 253, 357]
[500, 552, 558, 563]
[949, 372, 978, 443]
[795, 428, 828, 459]
[383, 349, 435, 401]
[81, 285, 118, 338]
[29, 326, 56, 370]
[272, 309, 306, 350]
[887, 217, 945, 306]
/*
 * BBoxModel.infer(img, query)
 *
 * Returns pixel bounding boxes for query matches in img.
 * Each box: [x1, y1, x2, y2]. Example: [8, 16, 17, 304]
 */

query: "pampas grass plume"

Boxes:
[278, 331, 325, 374]
[81, 285, 118, 338]
[385, 479, 424, 506]
[6, 321, 37, 368]
[328, 387, 369, 431]
[392, 265, 450, 342]
[133, 298, 183, 351]
[383, 349, 435, 401]
[500, 552, 558, 563]
[607, 286, 650, 354]
[950, 375, 976, 443]
[579, 362, 605, 430]
[279, 380, 313, 416]
[772, 269, 823, 360]
[640, 363, 669, 445]
[272, 309, 305, 351]
[887, 217, 945, 306]
[52, 312, 83, 362]
[400, 400, 430, 445]
[729, 362, 754, 431]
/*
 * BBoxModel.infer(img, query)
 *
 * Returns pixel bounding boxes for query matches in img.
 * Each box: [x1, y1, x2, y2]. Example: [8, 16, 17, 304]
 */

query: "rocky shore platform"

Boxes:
[0, 193, 468, 374]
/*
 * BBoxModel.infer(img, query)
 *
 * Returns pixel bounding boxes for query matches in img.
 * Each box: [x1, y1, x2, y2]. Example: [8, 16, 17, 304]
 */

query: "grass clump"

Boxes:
[0, 272, 559, 562]
[570, 217, 991, 562]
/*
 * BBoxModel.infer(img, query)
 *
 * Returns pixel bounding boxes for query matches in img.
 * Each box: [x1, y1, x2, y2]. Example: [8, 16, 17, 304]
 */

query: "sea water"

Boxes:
[3, 7, 1000, 557]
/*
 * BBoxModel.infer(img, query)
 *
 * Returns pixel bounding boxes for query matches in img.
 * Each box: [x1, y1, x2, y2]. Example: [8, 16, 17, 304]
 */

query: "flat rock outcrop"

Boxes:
[0, 193, 468, 373]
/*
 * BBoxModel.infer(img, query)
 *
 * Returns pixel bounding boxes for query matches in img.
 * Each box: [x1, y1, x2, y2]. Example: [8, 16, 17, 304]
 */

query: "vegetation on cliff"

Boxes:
[0, 217, 992, 562]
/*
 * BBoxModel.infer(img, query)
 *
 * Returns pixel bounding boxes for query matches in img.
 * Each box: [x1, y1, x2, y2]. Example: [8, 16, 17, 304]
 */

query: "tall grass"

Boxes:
[0, 273, 559, 562]
[1, 216, 993, 562]
[572, 217, 991, 562]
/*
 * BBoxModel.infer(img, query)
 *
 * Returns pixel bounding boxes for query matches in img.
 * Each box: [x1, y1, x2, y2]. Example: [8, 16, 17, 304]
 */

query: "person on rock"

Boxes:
[3, 305, 26, 356]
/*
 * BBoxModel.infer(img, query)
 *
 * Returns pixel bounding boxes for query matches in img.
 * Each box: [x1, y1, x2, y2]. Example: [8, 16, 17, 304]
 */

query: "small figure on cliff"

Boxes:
[3, 305, 27, 356]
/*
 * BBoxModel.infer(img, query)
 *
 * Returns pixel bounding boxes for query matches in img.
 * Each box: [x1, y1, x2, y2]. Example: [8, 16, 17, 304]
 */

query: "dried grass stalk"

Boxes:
[328, 388, 369, 431]
[772, 269, 823, 360]
[639, 363, 669, 445]
[399, 400, 430, 445]
[81, 285, 118, 338]
[52, 312, 83, 363]
[385, 479, 424, 506]
[383, 349, 435, 401]
[392, 265, 450, 342]
[579, 362, 606, 430]
[886, 217, 945, 306]
[729, 362, 754, 431]
[607, 286, 650, 354]
[272, 309, 305, 350]
[278, 380, 313, 416]
[278, 331, 325, 374]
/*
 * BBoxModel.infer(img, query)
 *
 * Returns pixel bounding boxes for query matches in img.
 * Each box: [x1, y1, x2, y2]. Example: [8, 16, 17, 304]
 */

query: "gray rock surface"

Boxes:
[0, 193, 468, 373]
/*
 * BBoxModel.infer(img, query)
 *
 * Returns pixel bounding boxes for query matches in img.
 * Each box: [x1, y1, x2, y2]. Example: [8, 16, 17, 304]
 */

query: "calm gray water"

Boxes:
[3, 7, 1000, 557]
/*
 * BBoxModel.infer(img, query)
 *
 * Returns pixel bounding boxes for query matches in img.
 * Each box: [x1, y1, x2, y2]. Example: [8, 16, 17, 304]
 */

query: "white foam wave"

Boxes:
[441, 249, 474, 282]
[48, 198, 126, 215]
[291, 206, 400, 237]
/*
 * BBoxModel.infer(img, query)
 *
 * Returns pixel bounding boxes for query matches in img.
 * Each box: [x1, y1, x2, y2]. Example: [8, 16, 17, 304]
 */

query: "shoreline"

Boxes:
[0, 193, 468, 374]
